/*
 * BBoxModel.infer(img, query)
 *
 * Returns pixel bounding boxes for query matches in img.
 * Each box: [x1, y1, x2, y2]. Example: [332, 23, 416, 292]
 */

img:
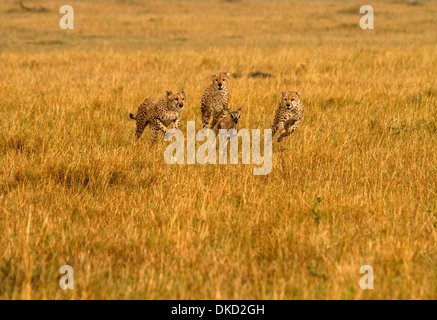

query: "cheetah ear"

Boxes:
[181, 90, 185, 96]
[226, 72, 231, 78]
[211, 73, 216, 79]
[281, 91, 286, 97]
[296, 91, 301, 97]
[166, 90, 172, 97]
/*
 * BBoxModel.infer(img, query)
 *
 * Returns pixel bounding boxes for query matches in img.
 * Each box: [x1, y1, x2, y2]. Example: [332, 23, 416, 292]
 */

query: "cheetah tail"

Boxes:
[129, 112, 137, 120]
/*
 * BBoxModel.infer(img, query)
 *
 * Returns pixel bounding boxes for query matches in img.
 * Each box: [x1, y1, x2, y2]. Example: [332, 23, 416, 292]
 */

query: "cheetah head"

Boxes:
[211, 72, 230, 91]
[225, 107, 242, 124]
[281, 91, 301, 110]
[166, 90, 186, 110]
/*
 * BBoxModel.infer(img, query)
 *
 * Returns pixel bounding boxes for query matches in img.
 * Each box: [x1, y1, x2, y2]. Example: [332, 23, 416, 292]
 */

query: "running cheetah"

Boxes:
[201, 72, 230, 129]
[129, 90, 185, 142]
[271, 91, 304, 143]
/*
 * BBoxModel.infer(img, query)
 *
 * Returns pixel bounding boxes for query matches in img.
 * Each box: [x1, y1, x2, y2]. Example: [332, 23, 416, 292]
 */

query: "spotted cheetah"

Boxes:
[201, 72, 230, 129]
[271, 91, 304, 143]
[129, 90, 185, 142]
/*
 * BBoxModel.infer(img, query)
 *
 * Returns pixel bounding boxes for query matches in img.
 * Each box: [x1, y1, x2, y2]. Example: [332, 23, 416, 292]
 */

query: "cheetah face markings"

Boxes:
[166, 90, 186, 110]
[211, 73, 230, 91]
[282, 91, 301, 110]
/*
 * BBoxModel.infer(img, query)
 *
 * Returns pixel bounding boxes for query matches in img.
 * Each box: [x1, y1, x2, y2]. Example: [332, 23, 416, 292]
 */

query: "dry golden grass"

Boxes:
[0, 0, 436, 299]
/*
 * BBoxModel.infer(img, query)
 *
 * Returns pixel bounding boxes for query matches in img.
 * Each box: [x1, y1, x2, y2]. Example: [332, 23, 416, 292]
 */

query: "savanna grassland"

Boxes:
[0, 0, 436, 299]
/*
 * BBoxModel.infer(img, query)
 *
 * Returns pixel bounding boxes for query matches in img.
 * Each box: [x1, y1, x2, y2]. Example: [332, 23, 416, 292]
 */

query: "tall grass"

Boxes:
[0, 0, 436, 299]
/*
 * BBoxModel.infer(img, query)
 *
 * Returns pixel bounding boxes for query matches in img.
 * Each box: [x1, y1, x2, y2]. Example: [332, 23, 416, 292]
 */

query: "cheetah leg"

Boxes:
[277, 121, 299, 143]
[150, 125, 160, 143]
[201, 104, 211, 129]
[271, 123, 279, 136]
[210, 111, 226, 130]
[153, 118, 169, 134]
[277, 129, 293, 143]
[135, 120, 149, 139]
[173, 118, 181, 130]
[273, 121, 285, 137]
[149, 118, 169, 143]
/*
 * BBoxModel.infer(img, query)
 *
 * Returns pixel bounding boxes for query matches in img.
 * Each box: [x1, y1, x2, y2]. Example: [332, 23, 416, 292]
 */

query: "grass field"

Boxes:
[0, 0, 436, 299]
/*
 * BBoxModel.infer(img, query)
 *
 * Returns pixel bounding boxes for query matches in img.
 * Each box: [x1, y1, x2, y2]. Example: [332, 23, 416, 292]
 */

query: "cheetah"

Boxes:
[201, 72, 230, 129]
[129, 90, 185, 142]
[271, 91, 304, 143]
